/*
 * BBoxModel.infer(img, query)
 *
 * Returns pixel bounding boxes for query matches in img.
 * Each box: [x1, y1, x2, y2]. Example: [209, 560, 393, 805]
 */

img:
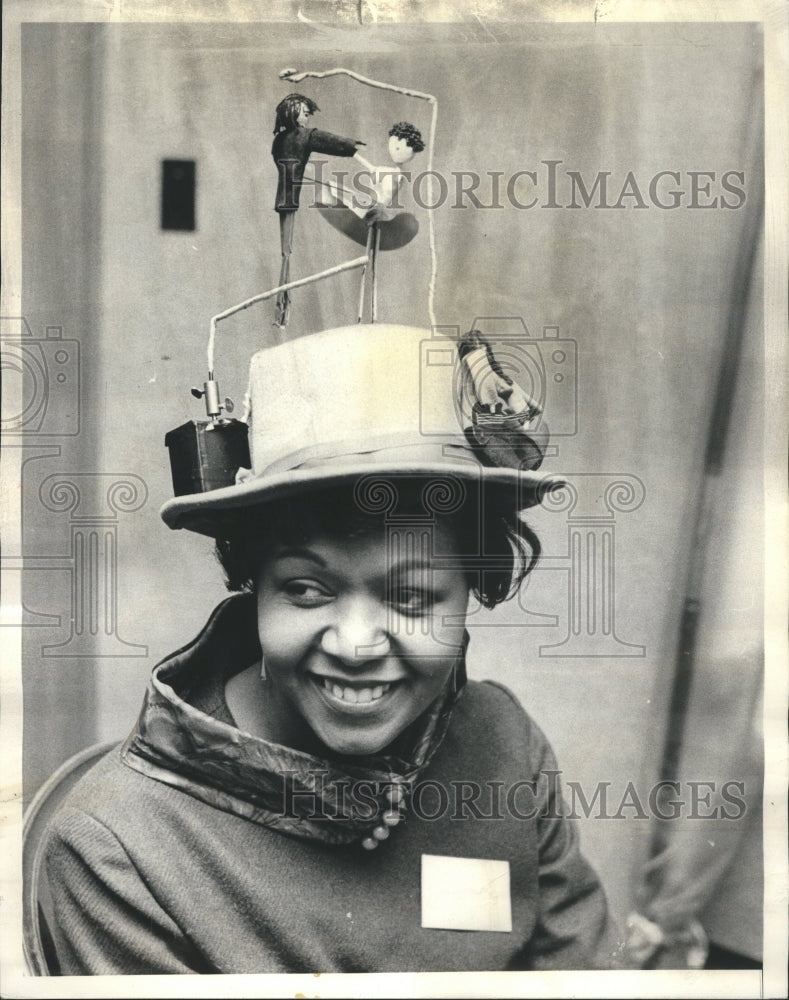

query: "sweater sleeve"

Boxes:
[308, 128, 360, 158]
[522, 715, 625, 970]
[482, 682, 624, 970]
[44, 809, 208, 975]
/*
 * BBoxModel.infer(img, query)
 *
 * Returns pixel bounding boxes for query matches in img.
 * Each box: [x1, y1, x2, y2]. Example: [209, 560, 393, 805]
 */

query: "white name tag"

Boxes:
[420, 854, 512, 933]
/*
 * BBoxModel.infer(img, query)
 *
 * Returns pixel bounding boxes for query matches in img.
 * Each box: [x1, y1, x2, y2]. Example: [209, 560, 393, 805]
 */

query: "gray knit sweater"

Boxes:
[43, 596, 622, 974]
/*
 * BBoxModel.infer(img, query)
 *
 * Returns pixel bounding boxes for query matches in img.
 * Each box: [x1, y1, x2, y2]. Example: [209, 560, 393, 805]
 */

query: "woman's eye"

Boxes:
[392, 589, 434, 615]
[282, 580, 332, 606]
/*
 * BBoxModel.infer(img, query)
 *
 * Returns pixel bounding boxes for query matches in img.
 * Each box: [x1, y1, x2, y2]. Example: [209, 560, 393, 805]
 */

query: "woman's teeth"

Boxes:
[322, 679, 391, 704]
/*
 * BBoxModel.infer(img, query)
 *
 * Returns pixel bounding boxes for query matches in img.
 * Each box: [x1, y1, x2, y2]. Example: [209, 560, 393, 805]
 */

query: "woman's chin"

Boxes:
[319, 728, 395, 758]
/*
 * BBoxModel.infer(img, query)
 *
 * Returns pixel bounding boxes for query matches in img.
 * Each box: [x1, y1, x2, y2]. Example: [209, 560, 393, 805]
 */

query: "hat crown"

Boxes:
[249, 325, 459, 475]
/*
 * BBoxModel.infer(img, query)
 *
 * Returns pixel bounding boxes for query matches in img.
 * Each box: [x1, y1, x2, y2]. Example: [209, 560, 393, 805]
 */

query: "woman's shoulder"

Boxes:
[461, 676, 539, 722]
[44, 742, 188, 849]
[40, 746, 142, 878]
[44, 744, 145, 829]
[453, 679, 556, 761]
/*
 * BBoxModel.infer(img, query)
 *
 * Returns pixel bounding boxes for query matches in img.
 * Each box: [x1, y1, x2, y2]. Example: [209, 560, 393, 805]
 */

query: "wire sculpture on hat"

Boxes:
[277, 66, 439, 332]
[194, 67, 439, 430]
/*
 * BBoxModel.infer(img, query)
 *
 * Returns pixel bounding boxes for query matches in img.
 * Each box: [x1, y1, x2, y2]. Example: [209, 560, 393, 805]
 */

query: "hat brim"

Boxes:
[160, 462, 565, 539]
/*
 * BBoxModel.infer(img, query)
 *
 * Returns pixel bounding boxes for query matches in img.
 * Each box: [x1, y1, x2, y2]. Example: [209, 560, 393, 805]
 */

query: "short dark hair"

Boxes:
[274, 93, 319, 134]
[214, 477, 540, 609]
[388, 121, 425, 153]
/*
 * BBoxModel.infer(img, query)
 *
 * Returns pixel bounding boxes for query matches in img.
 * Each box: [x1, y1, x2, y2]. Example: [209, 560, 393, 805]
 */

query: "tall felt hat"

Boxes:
[160, 323, 564, 537]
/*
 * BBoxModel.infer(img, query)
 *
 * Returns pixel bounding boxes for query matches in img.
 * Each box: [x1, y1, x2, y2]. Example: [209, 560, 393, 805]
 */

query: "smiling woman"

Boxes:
[220, 481, 535, 758]
[237, 522, 468, 758]
[41, 324, 623, 973]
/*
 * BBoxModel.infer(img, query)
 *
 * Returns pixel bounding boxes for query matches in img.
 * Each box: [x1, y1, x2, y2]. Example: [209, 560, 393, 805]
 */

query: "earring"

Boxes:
[450, 649, 468, 696]
[259, 657, 267, 681]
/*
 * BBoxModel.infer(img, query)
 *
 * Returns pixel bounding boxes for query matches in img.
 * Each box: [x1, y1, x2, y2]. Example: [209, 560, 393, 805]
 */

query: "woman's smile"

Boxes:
[312, 674, 398, 705]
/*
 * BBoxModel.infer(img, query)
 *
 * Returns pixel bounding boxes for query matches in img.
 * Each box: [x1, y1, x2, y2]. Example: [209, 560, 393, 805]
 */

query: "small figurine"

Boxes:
[271, 93, 366, 326]
[309, 122, 425, 322]
[458, 328, 547, 471]
[352, 121, 425, 223]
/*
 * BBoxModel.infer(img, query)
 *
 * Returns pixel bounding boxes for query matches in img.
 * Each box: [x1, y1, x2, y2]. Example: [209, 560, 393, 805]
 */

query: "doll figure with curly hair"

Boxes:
[350, 121, 425, 223]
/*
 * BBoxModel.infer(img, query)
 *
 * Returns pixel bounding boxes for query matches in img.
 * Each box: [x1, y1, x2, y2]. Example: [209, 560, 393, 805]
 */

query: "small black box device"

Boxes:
[165, 419, 251, 496]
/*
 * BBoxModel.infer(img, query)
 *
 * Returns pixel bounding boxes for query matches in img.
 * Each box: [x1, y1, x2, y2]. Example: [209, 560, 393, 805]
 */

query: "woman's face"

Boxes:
[255, 521, 469, 757]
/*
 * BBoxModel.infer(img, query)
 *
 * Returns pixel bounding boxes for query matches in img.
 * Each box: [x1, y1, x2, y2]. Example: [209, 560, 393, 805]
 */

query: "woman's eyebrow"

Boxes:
[274, 548, 327, 567]
[388, 559, 435, 574]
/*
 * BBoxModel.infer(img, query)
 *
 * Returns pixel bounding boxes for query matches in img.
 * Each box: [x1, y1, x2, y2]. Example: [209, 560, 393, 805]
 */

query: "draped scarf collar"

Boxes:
[122, 594, 467, 846]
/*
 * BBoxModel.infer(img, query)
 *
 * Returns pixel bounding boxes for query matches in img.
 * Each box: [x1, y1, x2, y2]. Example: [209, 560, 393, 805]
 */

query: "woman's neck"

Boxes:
[224, 663, 323, 755]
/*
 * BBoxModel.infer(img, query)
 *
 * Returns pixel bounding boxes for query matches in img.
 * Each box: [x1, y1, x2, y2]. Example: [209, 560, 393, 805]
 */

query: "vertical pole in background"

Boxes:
[649, 75, 765, 860]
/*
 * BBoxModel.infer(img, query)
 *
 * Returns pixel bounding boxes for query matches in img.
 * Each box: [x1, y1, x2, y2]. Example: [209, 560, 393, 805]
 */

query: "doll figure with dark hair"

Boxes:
[271, 93, 366, 326]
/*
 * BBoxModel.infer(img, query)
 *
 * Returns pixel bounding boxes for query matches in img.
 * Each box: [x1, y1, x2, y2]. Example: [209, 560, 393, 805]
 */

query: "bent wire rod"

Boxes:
[206, 256, 368, 375]
[279, 66, 439, 331]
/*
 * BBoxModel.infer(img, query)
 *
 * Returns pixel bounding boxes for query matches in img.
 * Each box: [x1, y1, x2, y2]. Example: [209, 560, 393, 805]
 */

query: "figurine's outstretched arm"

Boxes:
[353, 150, 375, 173]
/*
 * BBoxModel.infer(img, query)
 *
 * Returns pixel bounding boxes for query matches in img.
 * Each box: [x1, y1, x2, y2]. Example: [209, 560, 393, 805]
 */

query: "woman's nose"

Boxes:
[320, 598, 391, 665]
